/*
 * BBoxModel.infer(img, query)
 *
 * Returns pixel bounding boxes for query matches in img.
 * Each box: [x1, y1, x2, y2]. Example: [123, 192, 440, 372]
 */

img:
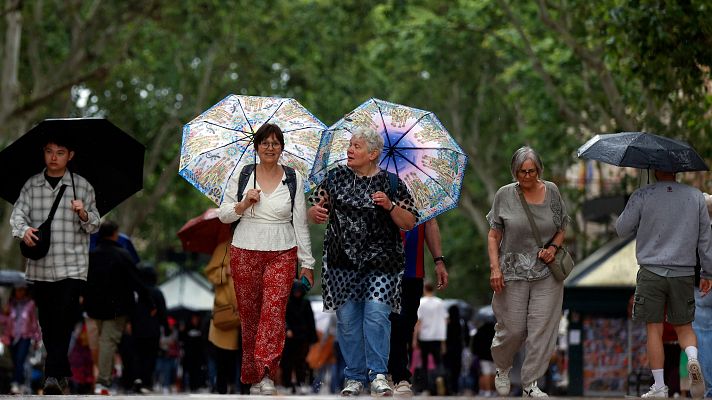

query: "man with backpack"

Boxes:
[84, 220, 154, 395]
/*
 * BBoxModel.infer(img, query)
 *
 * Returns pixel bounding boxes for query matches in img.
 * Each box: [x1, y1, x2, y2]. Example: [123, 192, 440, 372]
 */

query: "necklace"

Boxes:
[350, 166, 379, 201]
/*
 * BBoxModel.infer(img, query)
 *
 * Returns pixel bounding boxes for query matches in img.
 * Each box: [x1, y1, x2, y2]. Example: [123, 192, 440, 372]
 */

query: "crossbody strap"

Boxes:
[47, 185, 68, 222]
[516, 185, 544, 248]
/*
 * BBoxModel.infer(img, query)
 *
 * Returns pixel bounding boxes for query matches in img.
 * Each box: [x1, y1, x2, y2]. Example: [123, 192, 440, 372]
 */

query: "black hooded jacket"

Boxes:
[84, 239, 154, 320]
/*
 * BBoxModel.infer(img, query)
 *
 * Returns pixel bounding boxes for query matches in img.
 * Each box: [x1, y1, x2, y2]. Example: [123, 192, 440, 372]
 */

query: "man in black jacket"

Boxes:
[84, 221, 153, 395]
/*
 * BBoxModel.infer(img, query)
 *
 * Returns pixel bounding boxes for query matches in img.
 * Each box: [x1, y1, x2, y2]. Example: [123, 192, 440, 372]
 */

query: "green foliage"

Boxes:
[2, 0, 711, 303]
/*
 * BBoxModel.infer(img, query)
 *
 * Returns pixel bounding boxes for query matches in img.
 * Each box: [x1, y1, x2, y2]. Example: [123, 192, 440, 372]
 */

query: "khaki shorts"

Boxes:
[632, 268, 695, 325]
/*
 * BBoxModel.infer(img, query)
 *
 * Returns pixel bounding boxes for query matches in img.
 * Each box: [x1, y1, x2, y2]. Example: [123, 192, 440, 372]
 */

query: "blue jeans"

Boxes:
[337, 300, 391, 383]
[693, 290, 712, 397]
[11, 338, 31, 384]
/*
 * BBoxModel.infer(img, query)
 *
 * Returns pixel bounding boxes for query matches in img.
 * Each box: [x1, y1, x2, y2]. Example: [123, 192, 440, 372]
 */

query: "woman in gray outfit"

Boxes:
[486, 146, 570, 398]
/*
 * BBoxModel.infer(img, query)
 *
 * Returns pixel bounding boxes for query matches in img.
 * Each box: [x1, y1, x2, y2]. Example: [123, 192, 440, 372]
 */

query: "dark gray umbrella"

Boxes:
[0, 270, 26, 286]
[577, 132, 708, 172]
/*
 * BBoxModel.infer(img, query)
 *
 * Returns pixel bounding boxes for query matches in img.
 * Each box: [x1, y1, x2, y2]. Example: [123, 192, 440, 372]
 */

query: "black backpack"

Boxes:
[231, 164, 297, 231]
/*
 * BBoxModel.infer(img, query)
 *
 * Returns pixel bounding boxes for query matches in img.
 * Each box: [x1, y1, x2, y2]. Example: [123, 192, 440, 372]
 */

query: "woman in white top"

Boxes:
[217, 123, 314, 395]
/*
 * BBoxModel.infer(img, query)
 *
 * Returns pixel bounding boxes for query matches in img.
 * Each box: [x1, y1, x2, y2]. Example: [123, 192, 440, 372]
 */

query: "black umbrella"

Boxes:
[0, 118, 145, 216]
[577, 132, 708, 172]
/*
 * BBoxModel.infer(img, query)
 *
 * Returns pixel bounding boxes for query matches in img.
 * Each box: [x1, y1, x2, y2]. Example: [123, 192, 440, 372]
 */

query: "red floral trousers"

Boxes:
[231, 246, 296, 384]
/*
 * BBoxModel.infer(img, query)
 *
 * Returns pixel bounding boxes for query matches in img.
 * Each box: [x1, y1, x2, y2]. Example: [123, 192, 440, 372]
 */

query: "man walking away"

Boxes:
[616, 169, 712, 399]
[84, 220, 154, 395]
[388, 219, 448, 397]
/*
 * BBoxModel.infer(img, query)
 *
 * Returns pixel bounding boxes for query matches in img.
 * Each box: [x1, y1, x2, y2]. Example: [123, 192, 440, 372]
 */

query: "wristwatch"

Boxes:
[388, 201, 396, 213]
[433, 256, 445, 264]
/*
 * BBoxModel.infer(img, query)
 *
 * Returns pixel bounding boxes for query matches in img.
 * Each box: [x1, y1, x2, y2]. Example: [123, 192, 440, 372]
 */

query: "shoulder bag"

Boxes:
[211, 247, 240, 330]
[19, 185, 68, 260]
[516, 186, 574, 281]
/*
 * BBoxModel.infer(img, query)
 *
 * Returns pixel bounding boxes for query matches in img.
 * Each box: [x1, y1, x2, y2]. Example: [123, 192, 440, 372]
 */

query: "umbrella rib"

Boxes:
[374, 99, 395, 149]
[203, 121, 253, 135]
[391, 112, 432, 148]
[392, 147, 455, 199]
[392, 146, 468, 156]
[235, 100, 256, 134]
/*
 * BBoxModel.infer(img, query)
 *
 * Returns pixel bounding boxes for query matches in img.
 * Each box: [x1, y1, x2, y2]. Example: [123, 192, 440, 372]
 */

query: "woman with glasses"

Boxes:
[486, 146, 570, 398]
[217, 123, 314, 395]
[307, 127, 418, 396]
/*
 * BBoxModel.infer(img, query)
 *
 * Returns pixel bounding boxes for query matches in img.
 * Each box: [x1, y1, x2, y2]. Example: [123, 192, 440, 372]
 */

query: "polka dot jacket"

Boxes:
[309, 165, 419, 313]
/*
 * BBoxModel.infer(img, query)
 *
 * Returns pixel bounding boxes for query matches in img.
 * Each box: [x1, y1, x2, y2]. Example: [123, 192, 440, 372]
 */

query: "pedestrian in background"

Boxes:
[388, 219, 449, 396]
[414, 281, 447, 393]
[692, 192, 712, 398]
[84, 220, 154, 395]
[204, 240, 241, 394]
[487, 146, 570, 398]
[1, 285, 41, 395]
[281, 279, 318, 394]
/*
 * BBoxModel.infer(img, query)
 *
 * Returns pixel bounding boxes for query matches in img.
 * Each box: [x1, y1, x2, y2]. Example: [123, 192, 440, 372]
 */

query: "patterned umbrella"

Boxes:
[179, 94, 326, 204]
[310, 98, 468, 223]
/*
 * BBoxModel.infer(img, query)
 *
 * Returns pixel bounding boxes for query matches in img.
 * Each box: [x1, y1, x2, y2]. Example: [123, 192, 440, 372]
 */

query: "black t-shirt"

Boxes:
[44, 173, 62, 189]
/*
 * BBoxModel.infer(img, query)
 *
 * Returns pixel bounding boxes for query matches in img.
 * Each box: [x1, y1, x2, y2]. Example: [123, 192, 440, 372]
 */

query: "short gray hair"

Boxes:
[351, 127, 384, 155]
[510, 146, 543, 181]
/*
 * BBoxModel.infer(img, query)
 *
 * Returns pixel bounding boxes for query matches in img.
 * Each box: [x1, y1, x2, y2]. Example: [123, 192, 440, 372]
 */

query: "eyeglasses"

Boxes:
[518, 168, 538, 177]
[259, 141, 282, 149]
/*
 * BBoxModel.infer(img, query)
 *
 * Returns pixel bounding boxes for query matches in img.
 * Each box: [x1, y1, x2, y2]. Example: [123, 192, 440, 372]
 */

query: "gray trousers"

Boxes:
[490, 275, 563, 386]
[94, 316, 128, 387]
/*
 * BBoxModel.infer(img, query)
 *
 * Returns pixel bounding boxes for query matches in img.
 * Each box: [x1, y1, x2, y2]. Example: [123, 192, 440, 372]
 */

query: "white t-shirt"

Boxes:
[417, 295, 447, 341]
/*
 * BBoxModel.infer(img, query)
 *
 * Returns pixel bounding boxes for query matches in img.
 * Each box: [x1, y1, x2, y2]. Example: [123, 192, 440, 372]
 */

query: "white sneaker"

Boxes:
[495, 366, 512, 396]
[341, 379, 363, 396]
[371, 374, 393, 396]
[688, 358, 706, 399]
[10, 382, 20, 395]
[257, 376, 277, 395]
[522, 381, 548, 397]
[94, 383, 110, 395]
[641, 384, 668, 398]
[393, 380, 413, 397]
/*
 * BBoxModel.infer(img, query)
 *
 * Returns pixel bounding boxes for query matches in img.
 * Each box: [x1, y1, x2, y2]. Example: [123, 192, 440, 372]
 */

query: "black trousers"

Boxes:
[32, 279, 83, 379]
[133, 336, 159, 388]
[388, 278, 424, 383]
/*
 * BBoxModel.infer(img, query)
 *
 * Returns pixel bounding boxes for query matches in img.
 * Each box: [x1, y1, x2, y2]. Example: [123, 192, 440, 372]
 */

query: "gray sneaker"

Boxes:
[341, 379, 363, 396]
[393, 380, 413, 397]
[688, 358, 706, 399]
[495, 366, 512, 396]
[371, 374, 393, 396]
[43, 377, 63, 395]
[641, 384, 668, 398]
[522, 381, 548, 397]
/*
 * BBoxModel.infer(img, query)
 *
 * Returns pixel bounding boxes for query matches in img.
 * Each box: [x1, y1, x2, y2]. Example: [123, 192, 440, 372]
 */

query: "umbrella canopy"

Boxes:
[577, 132, 708, 172]
[310, 98, 468, 223]
[158, 270, 214, 312]
[0, 270, 26, 287]
[177, 208, 231, 255]
[0, 118, 145, 216]
[179, 94, 326, 205]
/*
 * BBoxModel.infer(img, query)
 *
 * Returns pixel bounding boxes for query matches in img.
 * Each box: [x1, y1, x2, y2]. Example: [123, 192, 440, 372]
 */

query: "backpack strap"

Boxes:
[236, 164, 256, 203]
[231, 164, 298, 232]
[387, 171, 399, 200]
[231, 164, 256, 232]
[282, 165, 297, 212]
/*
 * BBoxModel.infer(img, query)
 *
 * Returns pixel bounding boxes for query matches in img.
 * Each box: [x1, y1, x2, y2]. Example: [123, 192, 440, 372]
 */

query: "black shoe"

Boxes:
[43, 377, 62, 395]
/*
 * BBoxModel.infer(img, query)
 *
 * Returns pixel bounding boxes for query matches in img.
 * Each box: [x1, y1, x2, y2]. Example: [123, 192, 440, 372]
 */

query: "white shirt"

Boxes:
[217, 166, 315, 269]
[417, 295, 447, 341]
